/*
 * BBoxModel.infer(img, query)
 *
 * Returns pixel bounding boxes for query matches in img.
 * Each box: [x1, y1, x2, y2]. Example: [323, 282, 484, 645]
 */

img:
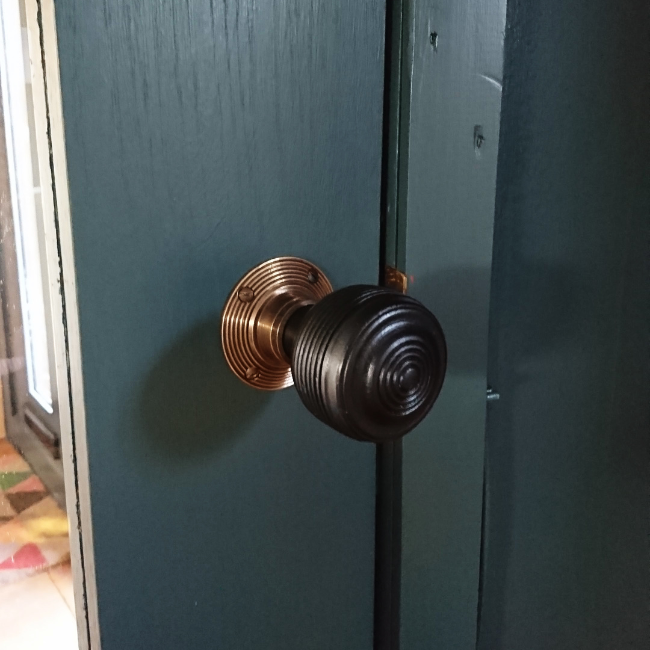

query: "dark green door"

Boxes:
[56, 2, 384, 648]
[52, 1, 505, 649]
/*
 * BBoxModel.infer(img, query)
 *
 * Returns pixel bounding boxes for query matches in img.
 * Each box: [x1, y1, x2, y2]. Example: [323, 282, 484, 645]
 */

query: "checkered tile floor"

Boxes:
[0, 439, 70, 584]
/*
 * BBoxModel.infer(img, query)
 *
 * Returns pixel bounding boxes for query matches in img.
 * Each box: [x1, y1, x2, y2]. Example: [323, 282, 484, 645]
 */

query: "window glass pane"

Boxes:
[0, 0, 52, 412]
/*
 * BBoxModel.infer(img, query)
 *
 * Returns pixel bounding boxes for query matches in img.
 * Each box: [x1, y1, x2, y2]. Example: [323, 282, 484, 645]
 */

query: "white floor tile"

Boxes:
[0, 571, 79, 650]
[48, 562, 76, 614]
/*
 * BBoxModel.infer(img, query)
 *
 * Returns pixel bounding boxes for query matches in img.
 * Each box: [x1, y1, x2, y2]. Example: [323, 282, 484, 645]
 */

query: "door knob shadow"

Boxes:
[137, 318, 270, 464]
[412, 261, 586, 376]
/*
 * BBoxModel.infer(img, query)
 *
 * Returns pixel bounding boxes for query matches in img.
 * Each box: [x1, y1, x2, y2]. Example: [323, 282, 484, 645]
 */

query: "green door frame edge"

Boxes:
[375, 1, 407, 649]
[381, 0, 507, 648]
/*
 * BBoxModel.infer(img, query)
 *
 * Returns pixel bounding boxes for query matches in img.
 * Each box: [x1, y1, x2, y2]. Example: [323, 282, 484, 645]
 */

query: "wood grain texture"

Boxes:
[398, 0, 506, 648]
[53, 2, 385, 649]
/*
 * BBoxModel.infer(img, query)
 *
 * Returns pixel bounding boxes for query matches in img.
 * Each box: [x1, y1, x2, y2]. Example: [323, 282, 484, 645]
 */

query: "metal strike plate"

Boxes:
[385, 266, 408, 293]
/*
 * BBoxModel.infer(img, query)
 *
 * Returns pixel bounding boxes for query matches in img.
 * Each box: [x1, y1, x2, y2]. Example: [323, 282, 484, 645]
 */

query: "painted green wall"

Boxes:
[480, 1, 650, 648]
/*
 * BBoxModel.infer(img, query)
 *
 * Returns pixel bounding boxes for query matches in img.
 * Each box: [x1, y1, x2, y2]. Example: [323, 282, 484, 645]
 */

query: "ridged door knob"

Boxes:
[221, 257, 447, 442]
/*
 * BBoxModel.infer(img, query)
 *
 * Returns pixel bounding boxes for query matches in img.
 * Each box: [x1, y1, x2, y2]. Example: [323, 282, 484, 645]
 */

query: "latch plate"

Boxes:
[385, 266, 408, 294]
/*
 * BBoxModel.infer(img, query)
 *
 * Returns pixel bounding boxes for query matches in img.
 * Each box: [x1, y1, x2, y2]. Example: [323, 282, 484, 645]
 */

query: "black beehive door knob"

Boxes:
[221, 258, 447, 443]
[284, 285, 447, 442]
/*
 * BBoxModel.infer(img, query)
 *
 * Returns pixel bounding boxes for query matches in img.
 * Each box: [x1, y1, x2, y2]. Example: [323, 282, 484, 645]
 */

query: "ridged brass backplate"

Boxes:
[221, 257, 333, 390]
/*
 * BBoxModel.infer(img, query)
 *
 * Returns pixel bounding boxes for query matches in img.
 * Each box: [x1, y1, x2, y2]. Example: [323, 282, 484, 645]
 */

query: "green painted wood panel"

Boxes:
[479, 1, 650, 648]
[54, 2, 385, 648]
[397, 0, 506, 647]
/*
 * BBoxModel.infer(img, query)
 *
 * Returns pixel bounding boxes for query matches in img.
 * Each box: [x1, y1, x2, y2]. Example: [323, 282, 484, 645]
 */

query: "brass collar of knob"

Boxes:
[221, 257, 333, 390]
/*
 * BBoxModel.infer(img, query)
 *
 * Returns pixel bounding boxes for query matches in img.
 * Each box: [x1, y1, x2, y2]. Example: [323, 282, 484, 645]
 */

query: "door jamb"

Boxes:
[374, 1, 409, 649]
[26, 1, 100, 647]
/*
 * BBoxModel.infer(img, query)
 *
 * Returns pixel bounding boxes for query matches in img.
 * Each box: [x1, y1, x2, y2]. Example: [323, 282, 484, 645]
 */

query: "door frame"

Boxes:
[13, 1, 100, 647]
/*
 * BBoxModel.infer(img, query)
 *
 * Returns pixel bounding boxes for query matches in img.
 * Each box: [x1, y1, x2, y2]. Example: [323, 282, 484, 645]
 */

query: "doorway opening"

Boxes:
[0, 1, 93, 648]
